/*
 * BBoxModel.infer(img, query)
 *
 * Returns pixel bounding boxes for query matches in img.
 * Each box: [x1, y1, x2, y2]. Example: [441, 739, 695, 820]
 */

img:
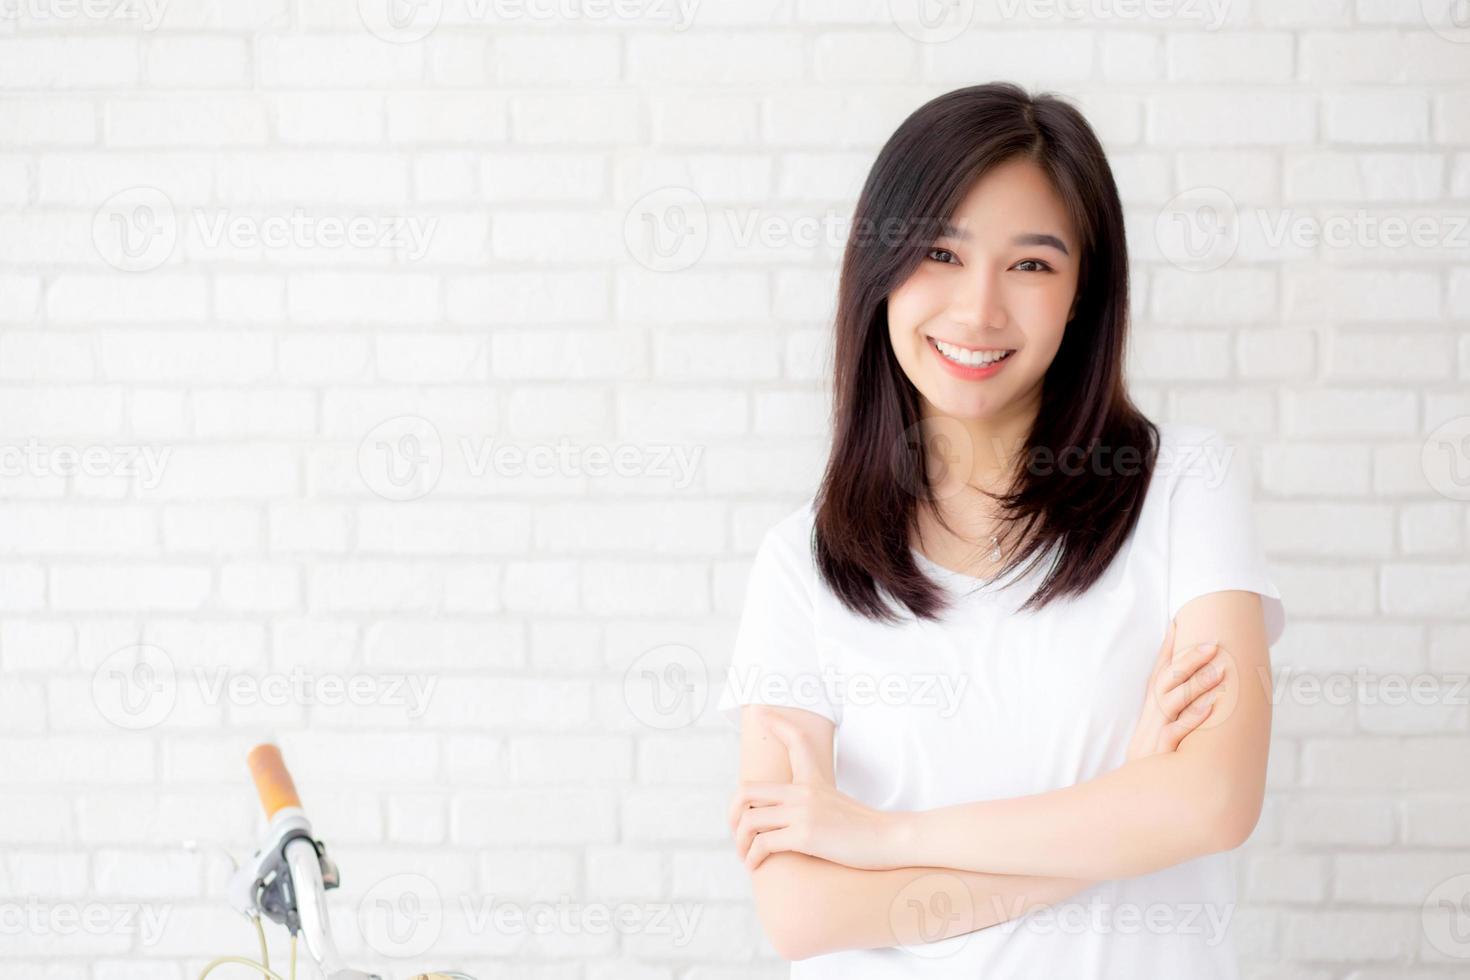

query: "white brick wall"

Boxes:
[1, 3, 1468, 978]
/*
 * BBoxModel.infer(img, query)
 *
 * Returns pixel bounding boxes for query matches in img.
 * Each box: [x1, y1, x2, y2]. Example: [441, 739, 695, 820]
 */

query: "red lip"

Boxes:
[927, 336, 1014, 381]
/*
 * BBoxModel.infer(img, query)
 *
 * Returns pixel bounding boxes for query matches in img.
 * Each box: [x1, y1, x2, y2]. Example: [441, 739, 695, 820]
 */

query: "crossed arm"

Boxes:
[730, 590, 1273, 960]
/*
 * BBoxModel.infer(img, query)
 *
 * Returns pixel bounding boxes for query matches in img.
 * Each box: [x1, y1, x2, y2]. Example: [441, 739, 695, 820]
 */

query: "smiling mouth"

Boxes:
[927, 336, 1016, 367]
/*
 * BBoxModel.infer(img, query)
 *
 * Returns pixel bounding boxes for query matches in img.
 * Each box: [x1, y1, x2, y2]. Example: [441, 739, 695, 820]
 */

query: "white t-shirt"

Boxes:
[717, 422, 1286, 979]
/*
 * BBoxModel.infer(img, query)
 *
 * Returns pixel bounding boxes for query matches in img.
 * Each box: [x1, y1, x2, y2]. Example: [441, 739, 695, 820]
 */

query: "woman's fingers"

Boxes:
[745, 827, 798, 871]
[734, 804, 789, 859]
[1158, 687, 1219, 751]
[1157, 647, 1226, 719]
[727, 782, 794, 832]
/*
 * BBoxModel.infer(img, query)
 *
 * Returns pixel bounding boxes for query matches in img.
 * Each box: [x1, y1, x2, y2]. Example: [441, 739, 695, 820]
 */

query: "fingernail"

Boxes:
[1203, 692, 1217, 707]
[1198, 642, 1218, 655]
[1204, 662, 1221, 680]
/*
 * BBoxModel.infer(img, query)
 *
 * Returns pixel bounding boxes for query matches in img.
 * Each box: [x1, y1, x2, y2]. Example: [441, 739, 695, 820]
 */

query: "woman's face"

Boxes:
[886, 156, 1080, 424]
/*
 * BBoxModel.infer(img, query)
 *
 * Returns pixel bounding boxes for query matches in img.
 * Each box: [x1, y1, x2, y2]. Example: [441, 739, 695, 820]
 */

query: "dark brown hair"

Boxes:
[812, 81, 1158, 624]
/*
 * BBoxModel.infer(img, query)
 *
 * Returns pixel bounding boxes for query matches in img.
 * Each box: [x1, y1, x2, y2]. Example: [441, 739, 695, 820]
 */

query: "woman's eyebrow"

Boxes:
[937, 222, 1070, 256]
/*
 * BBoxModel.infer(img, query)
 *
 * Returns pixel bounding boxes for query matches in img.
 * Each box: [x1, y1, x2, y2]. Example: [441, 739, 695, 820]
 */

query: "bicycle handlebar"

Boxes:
[246, 743, 302, 819]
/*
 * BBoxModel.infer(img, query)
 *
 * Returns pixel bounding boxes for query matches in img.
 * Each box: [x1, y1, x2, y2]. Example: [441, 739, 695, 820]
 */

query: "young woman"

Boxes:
[717, 82, 1285, 977]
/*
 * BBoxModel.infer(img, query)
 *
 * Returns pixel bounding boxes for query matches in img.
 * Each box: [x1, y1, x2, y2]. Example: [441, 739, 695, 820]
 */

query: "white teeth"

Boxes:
[933, 339, 1013, 367]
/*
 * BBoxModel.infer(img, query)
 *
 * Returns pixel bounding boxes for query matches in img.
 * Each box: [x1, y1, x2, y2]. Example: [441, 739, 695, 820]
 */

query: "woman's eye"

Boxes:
[1014, 259, 1052, 273]
[928, 248, 958, 265]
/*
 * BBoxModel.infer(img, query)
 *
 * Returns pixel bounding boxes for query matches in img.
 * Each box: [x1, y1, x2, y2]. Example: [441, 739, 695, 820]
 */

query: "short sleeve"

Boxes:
[1166, 429, 1286, 646]
[715, 525, 840, 730]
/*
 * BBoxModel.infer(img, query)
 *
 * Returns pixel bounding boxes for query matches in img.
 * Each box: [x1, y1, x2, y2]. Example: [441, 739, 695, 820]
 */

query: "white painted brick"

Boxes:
[48, 276, 208, 325]
[494, 34, 621, 85]
[1151, 267, 1276, 324]
[481, 152, 605, 202]
[1129, 328, 1231, 381]
[1336, 853, 1470, 905]
[453, 790, 617, 845]
[256, 36, 423, 88]
[1403, 795, 1470, 846]
[627, 35, 803, 84]
[104, 97, 269, 147]
[1149, 92, 1315, 145]
[1257, 502, 1395, 558]
[0, 273, 41, 322]
[376, 333, 488, 383]
[142, 37, 251, 88]
[651, 94, 760, 147]
[925, 31, 1095, 86]
[214, 151, 411, 205]
[1381, 563, 1470, 617]
[286, 272, 438, 325]
[581, 561, 708, 616]
[1236, 329, 1317, 380]
[813, 32, 916, 83]
[587, 846, 664, 897]
[0, 38, 139, 88]
[1284, 152, 1446, 203]
[37, 151, 213, 206]
[1436, 93, 1470, 144]
[616, 388, 746, 439]
[1400, 502, 1466, 555]
[272, 92, 384, 145]
[1167, 32, 1293, 82]
[509, 734, 633, 783]
[1325, 332, 1455, 382]
[1324, 92, 1431, 144]
[510, 93, 641, 144]
[1246, 854, 1327, 903]
[1283, 795, 1396, 846]
[1273, 562, 1377, 616]
[386, 92, 509, 144]
[447, 271, 609, 324]
[0, 98, 95, 146]
[1100, 32, 1162, 82]
[616, 269, 767, 323]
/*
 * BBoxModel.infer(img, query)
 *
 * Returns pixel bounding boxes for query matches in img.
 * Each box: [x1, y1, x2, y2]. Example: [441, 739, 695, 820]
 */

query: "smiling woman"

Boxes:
[718, 82, 1286, 978]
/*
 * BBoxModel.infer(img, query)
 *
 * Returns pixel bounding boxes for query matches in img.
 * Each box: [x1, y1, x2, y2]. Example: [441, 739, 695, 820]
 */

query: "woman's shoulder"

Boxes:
[753, 495, 820, 567]
[1150, 421, 1238, 489]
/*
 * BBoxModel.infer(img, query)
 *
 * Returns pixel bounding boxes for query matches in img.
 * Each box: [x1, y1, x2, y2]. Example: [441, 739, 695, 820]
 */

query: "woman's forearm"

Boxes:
[894, 751, 1259, 881]
[752, 851, 1094, 960]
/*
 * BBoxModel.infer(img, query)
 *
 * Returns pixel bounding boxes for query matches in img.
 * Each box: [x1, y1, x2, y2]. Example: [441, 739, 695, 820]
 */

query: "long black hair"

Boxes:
[813, 81, 1158, 624]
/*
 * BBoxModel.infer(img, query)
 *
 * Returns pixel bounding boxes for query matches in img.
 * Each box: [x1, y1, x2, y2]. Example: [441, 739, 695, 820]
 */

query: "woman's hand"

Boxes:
[1126, 618, 1226, 761]
[727, 712, 906, 873]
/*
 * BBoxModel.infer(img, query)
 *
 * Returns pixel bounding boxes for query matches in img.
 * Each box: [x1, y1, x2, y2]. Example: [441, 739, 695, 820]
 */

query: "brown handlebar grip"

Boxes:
[246, 743, 302, 819]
